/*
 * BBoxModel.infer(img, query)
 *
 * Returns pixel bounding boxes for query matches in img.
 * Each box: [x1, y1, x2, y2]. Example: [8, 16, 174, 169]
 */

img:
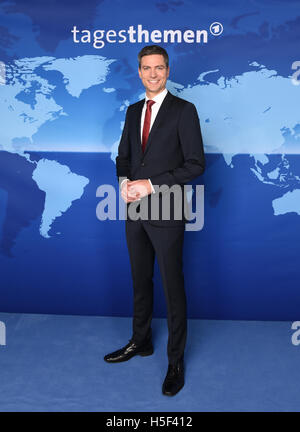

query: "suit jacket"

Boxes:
[116, 90, 205, 226]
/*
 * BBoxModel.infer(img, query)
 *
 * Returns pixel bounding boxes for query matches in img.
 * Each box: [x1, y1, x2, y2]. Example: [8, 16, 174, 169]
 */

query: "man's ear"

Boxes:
[138, 67, 142, 79]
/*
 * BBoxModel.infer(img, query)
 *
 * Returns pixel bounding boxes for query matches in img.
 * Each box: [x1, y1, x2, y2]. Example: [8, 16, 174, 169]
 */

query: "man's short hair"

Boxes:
[138, 45, 169, 68]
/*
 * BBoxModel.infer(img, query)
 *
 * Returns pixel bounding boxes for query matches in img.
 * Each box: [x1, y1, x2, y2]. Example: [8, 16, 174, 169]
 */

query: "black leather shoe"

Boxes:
[162, 359, 184, 396]
[104, 338, 153, 363]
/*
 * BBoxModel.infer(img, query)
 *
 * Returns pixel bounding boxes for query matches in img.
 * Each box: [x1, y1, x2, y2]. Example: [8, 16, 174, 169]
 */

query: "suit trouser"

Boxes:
[125, 218, 187, 365]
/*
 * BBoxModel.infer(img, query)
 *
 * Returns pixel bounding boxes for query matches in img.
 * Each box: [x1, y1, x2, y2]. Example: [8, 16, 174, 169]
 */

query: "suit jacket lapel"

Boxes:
[143, 91, 173, 158]
[135, 99, 144, 158]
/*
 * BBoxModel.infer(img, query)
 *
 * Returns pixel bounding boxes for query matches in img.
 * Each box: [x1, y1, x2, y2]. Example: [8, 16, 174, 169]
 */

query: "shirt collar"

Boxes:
[145, 88, 168, 105]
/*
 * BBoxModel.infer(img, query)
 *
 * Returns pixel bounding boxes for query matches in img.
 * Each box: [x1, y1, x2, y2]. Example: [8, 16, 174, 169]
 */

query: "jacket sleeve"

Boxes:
[149, 102, 205, 192]
[116, 107, 131, 182]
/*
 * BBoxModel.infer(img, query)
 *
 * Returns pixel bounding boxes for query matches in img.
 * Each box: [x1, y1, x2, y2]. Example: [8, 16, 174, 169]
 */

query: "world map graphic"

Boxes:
[0, 0, 300, 319]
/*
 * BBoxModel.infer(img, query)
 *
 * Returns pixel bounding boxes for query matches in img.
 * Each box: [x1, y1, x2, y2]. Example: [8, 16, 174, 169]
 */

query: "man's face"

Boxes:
[138, 54, 169, 97]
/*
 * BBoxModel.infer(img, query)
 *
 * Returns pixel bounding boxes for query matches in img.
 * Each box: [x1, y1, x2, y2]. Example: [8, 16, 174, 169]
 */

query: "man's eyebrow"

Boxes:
[142, 65, 166, 68]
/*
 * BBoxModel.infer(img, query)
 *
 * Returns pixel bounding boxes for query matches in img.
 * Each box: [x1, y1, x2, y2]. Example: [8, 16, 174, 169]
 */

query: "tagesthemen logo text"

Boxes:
[71, 23, 223, 49]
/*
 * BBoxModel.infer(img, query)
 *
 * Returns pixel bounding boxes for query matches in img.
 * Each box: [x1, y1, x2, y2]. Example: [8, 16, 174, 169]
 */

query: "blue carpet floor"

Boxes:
[0, 312, 298, 412]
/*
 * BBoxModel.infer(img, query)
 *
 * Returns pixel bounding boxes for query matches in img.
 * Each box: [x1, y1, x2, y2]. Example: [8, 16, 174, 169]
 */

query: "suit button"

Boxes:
[141, 162, 145, 167]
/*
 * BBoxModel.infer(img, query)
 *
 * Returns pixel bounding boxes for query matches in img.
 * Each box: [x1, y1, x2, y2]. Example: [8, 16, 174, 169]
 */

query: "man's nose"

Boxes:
[150, 69, 157, 78]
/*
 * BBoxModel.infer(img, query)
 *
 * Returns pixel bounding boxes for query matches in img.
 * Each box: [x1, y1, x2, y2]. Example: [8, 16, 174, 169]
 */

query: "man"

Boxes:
[104, 45, 205, 396]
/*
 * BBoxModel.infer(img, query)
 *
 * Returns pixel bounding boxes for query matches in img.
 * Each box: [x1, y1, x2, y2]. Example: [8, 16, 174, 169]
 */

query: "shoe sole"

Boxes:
[162, 383, 184, 396]
[104, 346, 154, 362]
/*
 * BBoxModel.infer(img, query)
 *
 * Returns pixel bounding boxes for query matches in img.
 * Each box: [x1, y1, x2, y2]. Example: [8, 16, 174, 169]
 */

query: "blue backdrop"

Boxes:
[0, 0, 300, 320]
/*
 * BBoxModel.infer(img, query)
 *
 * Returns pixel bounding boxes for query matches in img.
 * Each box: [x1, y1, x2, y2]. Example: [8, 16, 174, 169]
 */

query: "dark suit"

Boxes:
[116, 90, 205, 364]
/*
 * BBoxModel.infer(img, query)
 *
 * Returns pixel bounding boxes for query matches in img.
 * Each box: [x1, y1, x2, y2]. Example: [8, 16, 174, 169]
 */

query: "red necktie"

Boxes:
[142, 100, 155, 153]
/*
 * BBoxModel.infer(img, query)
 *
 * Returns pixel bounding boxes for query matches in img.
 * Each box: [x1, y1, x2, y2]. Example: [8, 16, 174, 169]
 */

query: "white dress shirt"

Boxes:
[140, 87, 168, 142]
[121, 87, 168, 195]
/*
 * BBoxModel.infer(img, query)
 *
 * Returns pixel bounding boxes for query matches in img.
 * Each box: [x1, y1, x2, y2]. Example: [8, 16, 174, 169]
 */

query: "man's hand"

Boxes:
[121, 179, 152, 203]
[121, 179, 138, 203]
[128, 180, 152, 200]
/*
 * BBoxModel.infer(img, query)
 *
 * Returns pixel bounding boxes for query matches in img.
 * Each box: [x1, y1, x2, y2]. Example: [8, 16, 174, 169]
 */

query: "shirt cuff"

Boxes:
[120, 178, 129, 189]
[148, 178, 155, 194]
